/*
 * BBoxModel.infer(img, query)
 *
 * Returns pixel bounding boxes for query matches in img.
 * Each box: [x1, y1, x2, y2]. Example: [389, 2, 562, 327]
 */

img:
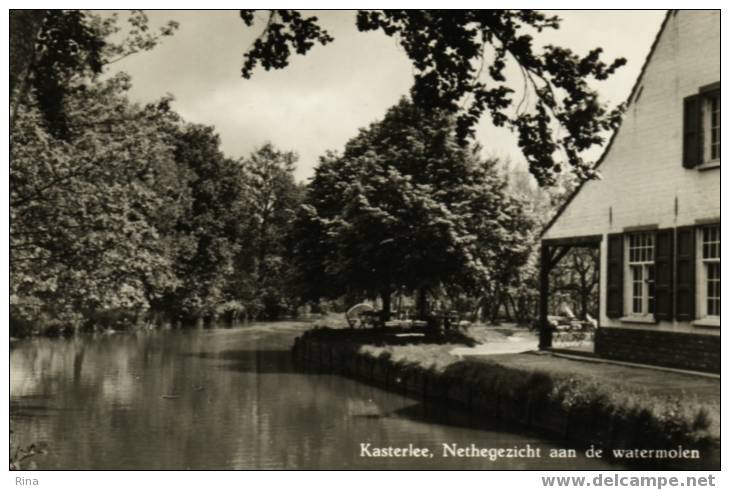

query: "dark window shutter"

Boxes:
[653, 228, 674, 320]
[683, 95, 702, 168]
[675, 226, 696, 321]
[606, 233, 624, 318]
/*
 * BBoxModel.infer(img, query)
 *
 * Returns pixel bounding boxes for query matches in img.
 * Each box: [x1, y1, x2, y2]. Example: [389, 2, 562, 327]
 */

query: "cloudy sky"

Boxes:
[105, 10, 667, 182]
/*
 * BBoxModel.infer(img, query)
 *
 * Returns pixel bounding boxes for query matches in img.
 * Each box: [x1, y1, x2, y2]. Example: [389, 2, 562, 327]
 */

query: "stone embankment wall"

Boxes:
[292, 332, 719, 470]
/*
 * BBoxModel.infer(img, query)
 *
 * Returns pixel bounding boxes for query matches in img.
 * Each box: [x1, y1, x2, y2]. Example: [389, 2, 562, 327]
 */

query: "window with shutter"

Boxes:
[625, 232, 656, 317]
[675, 226, 696, 321]
[683, 95, 701, 168]
[653, 229, 674, 321]
[703, 91, 720, 162]
[697, 224, 720, 320]
[684, 87, 721, 168]
[606, 233, 623, 318]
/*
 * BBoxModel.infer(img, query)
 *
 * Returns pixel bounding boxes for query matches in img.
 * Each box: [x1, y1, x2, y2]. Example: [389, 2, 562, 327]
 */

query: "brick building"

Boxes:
[540, 10, 720, 373]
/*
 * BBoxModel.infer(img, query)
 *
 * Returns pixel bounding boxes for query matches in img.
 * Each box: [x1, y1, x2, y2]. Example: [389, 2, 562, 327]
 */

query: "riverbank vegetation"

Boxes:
[293, 327, 719, 467]
[10, 11, 304, 336]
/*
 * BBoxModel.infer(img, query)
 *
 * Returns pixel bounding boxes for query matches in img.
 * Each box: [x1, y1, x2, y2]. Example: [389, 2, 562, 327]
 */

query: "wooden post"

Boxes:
[539, 242, 552, 350]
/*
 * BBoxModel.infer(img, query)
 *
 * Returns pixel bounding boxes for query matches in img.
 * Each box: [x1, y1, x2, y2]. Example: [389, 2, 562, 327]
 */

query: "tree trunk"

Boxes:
[580, 289, 588, 320]
[507, 294, 518, 323]
[9, 11, 45, 132]
[416, 288, 429, 320]
[381, 288, 392, 322]
[471, 304, 481, 323]
[490, 297, 501, 326]
[515, 295, 527, 324]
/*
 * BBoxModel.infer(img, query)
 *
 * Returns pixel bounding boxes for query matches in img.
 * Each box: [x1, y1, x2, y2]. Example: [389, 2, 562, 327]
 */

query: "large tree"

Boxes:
[10, 74, 190, 330]
[9, 10, 187, 332]
[159, 124, 248, 323]
[239, 9, 626, 186]
[290, 99, 535, 319]
[10, 11, 308, 330]
[232, 144, 305, 319]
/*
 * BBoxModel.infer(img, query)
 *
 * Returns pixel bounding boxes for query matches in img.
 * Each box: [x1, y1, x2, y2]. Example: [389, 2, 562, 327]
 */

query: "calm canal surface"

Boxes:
[10, 320, 623, 470]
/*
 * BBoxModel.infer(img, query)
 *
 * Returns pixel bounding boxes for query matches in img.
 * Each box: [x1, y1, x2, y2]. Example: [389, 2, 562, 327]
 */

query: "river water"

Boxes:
[10, 320, 623, 470]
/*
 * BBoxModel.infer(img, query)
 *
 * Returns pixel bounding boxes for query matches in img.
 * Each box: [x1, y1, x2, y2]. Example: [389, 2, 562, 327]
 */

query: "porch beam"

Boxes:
[543, 234, 603, 247]
[538, 242, 552, 350]
[548, 245, 572, 270]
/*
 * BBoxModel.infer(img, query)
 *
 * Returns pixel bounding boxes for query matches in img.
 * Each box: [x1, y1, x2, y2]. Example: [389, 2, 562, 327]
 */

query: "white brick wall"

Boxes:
[543, 10, 720, 334]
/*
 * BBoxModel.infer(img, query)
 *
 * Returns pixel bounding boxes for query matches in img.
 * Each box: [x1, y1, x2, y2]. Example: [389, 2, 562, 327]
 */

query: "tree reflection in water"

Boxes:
[10, 321, 622, 470]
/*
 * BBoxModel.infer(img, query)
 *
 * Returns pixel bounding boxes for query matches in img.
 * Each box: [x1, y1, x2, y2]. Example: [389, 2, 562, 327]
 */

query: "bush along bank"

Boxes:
[292, 328, 719, 470]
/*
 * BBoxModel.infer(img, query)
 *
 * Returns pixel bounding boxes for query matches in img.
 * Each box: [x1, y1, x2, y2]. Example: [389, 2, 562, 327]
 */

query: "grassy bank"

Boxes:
[293, 326, 719, 469]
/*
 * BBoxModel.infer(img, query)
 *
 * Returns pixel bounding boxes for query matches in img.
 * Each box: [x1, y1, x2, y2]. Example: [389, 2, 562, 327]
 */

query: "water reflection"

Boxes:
[10, 321, 622, 470]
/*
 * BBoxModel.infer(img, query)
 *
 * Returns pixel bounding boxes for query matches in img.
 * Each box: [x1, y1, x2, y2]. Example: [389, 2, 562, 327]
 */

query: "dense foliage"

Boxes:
[10, 9, 598, 335]
[9, 11, 302, 334]
[10, 10, 178, 137]
[237, 144, 305, 319]
[240, 9, 626, 185]
[289, 99, 536, 319]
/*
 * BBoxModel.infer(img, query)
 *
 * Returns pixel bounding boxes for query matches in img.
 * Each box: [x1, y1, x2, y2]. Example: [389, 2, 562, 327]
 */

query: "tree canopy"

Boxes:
[239, 10, 626, 186]
[9, 10, 178, 137]
[289, 98, 535, 318]
[10, 73, 188, 327]
[9, 9, 587, 333]
[9, 10, 303, 333]
[237, 144, 305, 319]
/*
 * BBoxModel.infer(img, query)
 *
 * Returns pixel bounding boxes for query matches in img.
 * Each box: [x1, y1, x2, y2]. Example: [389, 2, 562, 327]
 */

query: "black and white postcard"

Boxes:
[7, 6, 722, 480]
